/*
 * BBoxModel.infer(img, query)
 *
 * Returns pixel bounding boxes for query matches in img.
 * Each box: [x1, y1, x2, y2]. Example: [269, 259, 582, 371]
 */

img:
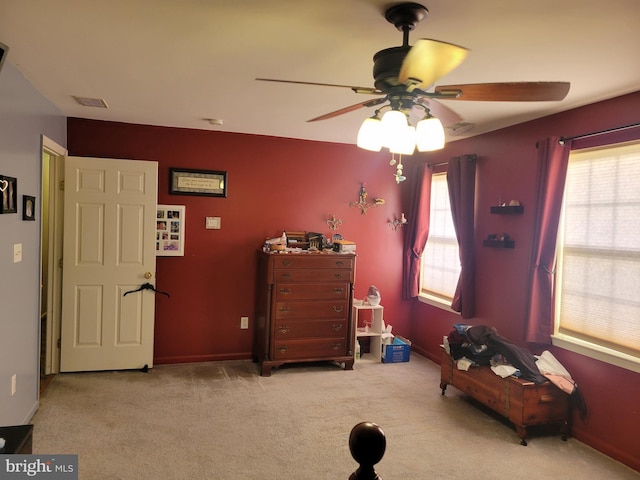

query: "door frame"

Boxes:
[40, 135, 66, 375]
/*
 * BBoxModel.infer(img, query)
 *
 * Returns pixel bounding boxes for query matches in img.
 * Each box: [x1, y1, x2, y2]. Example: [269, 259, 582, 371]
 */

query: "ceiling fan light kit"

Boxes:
[257, 2, 570, 182]
[357, 108, 445, 155]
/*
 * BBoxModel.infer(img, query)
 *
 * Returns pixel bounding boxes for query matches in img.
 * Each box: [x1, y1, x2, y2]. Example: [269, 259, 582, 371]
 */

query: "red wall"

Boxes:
[408, 91, 640, 471]
[68, 91, 640, 471]
[66, 120, 414, 362]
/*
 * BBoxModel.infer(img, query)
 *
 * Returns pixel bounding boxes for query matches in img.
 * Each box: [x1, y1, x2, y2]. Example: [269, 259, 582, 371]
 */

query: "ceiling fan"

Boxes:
[257, 2, 570, 126]
[256, 2, 569, 181]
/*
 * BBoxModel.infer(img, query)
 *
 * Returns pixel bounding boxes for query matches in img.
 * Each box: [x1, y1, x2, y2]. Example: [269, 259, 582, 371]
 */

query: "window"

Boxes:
[554, 140, 640, 371]
[420, 172, 460, 308]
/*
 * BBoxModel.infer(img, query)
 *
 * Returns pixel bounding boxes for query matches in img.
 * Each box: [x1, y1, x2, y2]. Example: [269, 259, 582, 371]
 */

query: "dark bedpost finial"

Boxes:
[348, 422, 386, 480]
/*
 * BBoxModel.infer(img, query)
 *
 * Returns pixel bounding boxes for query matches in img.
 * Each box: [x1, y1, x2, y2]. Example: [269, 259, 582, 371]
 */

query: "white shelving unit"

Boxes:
[353, 304, 384, 363]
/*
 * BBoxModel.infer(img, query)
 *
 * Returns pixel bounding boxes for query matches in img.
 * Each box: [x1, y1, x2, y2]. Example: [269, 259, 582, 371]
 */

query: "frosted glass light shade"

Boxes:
[388, 125, 416, 155]
[380, 110, 408, 148]
[357, 117, 383, 151]
[416, 117, 445, 151]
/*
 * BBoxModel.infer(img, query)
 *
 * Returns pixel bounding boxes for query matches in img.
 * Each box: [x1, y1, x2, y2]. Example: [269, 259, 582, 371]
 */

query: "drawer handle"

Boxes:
[334, 273, 344, 279]
[335, 261, 344, 266]
[281, 273, 292, 279]
[333, 287, 344, 295]
[278, 306, 291, 314]
[331, 305, 344, 313]
[331, 343, 342, 351]
[332, 323, 343, 332]
[279, 288, 291, 295]
[277, 346, 289, 354]
[278, 326, 290, 334]
[281, 260, 292, 266]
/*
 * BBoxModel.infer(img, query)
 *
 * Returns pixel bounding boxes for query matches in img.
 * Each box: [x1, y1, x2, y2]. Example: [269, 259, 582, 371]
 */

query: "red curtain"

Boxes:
[447, 154, 477, 318]
[525, 137, 571, 344]
[402, 161, 432, 299]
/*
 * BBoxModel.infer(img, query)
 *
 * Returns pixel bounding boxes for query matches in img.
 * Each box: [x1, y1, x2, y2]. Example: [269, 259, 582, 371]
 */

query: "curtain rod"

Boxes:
[427, 161, 448, 168]
[560, 122, 640, 144]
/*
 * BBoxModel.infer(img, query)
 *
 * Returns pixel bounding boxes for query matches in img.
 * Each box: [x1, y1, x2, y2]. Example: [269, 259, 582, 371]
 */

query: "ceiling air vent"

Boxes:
[447, 122, 475, 136]
[73, 96, 109, 108]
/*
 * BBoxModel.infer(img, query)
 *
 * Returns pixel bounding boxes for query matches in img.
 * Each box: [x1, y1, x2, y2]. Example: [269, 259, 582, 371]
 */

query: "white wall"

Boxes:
[0, 62, 66, 425]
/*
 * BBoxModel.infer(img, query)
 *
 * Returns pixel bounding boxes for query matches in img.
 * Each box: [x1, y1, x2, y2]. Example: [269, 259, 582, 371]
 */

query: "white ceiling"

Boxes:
[1, 0, 639, 145]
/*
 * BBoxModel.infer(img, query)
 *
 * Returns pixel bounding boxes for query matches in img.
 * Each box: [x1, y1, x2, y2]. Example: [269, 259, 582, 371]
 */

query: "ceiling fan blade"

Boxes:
[434, 82, 570, 101]
[308, 98, 387, 122]
[399, 39, 469, 90]
[415, 97, 463, 127]
[256, 78, 382, 95]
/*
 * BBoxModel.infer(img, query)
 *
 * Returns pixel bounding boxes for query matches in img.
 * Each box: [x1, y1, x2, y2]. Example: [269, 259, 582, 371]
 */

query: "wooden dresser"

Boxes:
[440, 348, 570, 445]
[254, 251, 356, 376]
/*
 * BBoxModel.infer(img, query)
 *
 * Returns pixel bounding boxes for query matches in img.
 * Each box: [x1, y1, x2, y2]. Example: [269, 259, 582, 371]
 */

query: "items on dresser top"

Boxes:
[262, 231, 345, 253]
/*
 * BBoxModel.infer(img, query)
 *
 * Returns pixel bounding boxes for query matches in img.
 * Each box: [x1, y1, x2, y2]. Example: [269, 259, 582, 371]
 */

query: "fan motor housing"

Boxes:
[372, 46, 411, 92]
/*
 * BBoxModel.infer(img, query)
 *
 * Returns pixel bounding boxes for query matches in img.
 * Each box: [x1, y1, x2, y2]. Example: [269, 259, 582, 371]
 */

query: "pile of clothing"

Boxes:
[445, 324, 571, 390]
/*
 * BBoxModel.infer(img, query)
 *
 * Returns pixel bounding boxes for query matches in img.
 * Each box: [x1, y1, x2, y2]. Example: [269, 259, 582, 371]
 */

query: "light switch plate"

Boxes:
[13, 243, 22, 263]
[205, 217, 221, 229]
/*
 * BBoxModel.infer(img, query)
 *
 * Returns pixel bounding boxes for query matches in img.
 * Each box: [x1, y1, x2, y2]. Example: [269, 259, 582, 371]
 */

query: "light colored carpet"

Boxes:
[32, 355, 639, 480]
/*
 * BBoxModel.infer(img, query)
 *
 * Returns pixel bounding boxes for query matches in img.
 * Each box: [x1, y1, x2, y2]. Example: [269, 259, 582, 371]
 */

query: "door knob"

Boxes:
[144, 272, 153, 279]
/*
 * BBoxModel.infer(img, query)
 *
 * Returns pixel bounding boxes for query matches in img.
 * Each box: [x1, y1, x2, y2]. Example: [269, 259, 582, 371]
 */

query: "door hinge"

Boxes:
[59, 180, 64, 191]
[58, 258, 63, 269]
[57, 338, 61, 349]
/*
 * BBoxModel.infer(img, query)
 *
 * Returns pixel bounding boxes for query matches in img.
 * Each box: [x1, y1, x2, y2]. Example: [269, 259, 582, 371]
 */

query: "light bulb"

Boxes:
[388, 125, 416, 155]
[357, 117, 383, 151]
[380, 110, 408, 148]
[416, 116, 445, 151]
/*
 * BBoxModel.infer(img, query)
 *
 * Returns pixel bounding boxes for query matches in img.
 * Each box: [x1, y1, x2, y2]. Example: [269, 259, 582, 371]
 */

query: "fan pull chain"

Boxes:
[394, 154, 406, 183]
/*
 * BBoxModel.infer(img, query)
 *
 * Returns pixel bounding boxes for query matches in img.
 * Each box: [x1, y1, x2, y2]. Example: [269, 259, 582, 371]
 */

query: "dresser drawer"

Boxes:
[274, 300, 348, 320]
[274, 268, 353, 283]
[274, 319, 348, 339]
[273, 338, 348, 359]
[271, 255, 354, 270]
[275, 283, 349, 301]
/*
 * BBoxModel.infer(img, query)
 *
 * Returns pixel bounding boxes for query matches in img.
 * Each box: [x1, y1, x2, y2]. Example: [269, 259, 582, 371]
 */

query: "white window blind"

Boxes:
[421, 172, 460, 302]
[557, 141, 640, 358]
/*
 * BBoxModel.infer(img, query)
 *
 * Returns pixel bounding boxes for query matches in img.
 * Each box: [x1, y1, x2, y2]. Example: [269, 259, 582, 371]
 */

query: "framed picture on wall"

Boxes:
[22, 195, 36, 221]
[169, 168, 227, 197]
[156, 205, 185, 256]
[0, 175, 17, 214]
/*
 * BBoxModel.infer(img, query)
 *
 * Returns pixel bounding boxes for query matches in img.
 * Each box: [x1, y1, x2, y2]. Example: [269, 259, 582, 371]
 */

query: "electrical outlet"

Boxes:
[240, 316, 249, 329]
[11, 374, 16, 396]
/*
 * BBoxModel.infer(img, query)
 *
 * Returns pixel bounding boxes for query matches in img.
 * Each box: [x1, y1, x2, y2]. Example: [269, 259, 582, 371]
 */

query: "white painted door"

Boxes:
[60, 156, 158, 372]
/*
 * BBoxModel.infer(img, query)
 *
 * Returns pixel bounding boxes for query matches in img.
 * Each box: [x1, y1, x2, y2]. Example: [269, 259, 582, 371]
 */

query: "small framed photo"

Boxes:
[23, 195, 36, 221]
[169, 168, 227, 197]
[156, 205, 185, 256]
[0, 175, 17, 214]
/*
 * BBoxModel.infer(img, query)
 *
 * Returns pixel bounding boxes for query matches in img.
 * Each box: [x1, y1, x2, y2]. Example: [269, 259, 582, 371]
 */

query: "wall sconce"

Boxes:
[388, 213, 407, 231]
[349, 182, 385, 215]
[326, 214, 343, 231]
